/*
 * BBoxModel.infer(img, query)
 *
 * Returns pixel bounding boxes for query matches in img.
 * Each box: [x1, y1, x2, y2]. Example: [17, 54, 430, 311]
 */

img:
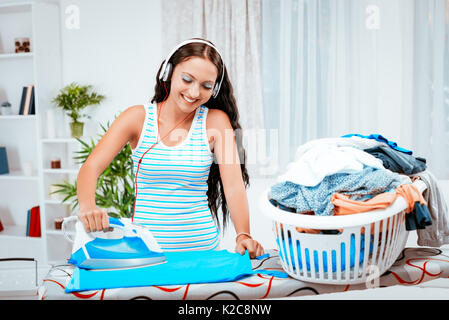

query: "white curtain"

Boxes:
[412, 0, 449, 179]
[261, 0, 425, 175]
[160, 0, 264, 133]
[160, 0, 449, 180]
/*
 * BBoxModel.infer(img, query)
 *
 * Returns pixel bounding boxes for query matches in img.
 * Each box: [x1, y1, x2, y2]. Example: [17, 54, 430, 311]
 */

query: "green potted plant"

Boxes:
[52, 82, 105, 138]
[51, 122, 135, 218]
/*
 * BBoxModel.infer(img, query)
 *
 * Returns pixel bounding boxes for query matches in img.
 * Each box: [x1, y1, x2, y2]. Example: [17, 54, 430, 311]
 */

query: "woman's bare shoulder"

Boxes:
[205, 108, 233, 151]
[206, 108, 232, 130]
[125, 104, 146, 118]
[114, 105, 146, 147]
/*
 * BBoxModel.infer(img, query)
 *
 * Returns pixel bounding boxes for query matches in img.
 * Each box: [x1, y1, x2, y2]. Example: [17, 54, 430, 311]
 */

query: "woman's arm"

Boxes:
[76, 105, 145, 232]
[207, 109, 264, 258]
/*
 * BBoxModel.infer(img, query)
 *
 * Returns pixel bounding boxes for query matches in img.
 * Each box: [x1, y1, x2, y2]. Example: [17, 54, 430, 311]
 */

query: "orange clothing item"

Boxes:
[331, 183, 427, 216]
[395, 183, 427, 213]
[331, 192, 398, 215]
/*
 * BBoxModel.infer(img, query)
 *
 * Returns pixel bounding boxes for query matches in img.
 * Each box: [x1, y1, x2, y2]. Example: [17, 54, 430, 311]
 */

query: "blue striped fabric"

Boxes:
[131, 104, 220, 251]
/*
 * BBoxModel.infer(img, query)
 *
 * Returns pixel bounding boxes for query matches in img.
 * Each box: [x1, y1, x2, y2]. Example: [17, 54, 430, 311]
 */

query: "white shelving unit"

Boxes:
[0, 0, 77, 267]
[41, 137, 81, 265]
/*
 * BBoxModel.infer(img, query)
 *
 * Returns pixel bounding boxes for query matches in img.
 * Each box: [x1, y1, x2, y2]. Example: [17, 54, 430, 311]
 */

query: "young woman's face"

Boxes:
[169, 56, 219, 113]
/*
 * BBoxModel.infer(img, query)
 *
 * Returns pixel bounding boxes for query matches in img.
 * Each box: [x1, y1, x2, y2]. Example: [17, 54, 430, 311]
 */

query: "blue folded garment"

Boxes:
[342, 133, 413, 155]
[364, 145, 426, 175]
[65, 249, 287, 293]
[277, 234, 373, 273]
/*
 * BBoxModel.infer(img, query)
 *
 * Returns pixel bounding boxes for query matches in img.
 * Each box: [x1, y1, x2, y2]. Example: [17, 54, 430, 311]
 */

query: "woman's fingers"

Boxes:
[256, 243, 265, 257]
[86, 213, 96, 232]
[78, 208, 109, 232]
[101, 211, 110, 231]
[236, 239, 265, 259]
[78, 212, 91, 232]
[94, 209, 103, 231]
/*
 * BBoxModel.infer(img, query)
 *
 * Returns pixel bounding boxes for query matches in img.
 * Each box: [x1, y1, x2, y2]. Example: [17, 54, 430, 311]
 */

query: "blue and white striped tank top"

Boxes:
[131, 104, 220, 252]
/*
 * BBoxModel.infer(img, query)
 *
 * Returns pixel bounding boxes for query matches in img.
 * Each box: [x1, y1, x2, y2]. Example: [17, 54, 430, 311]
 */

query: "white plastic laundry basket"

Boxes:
[259, 180, 427, 285]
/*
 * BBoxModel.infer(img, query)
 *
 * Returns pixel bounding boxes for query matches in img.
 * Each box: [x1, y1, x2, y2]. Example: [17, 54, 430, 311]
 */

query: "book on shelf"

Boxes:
[26, 208, 30, 235]
[19, 85, 35, 115]
[26, 205, 41, 237]
[0, 147, 9, 175]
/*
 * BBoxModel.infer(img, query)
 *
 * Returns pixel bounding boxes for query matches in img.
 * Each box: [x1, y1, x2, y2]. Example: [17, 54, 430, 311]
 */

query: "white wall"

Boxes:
[59, 0, 162, 136]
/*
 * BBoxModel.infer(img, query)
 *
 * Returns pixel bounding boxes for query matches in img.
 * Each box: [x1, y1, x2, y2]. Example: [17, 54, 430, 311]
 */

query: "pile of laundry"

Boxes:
[269, 134, 449, 247]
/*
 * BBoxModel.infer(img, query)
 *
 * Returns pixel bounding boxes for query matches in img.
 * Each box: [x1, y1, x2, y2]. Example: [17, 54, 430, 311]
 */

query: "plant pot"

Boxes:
[70, 121, 84, 138]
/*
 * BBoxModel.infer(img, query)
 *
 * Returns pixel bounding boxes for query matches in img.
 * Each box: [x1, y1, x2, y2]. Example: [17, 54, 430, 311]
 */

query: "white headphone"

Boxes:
[159, 39, 225, 98]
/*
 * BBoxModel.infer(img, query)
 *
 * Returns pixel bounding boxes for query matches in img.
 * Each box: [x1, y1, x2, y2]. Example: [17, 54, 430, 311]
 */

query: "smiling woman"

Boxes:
[75, 38, 265, 259]
[160, 56, 218, 120]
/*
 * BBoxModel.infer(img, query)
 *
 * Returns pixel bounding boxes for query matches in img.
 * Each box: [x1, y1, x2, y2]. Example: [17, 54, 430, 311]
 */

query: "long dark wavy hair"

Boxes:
[151, 39, 250, 231]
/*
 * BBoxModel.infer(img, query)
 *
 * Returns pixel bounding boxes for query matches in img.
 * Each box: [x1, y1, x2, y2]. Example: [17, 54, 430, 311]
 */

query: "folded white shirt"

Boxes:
[293, 136, 387, 160]
[278, 142, 385, 187]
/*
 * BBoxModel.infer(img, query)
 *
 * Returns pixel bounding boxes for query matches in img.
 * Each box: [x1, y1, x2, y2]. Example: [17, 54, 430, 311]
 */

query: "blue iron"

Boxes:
[62, 216, 166, 270]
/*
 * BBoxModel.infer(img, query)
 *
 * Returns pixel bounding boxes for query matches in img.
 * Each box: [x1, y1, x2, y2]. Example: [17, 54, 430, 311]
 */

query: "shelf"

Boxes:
[46, 229, 74, 238]
[0, 2, 32, 13]
[0, 115, 36, 120]
[0, 170, 38, 181]
[44, 199, 70, 205]
[43, 168, 79, 175]
[0, 52, 33, 60]
[41, 138, 78, 144]
[45, 229, 63, 236]
[0, 225, 41, 241]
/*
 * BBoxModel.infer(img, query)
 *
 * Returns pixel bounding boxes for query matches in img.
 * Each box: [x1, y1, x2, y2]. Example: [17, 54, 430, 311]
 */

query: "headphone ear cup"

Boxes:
[212, 84, 218, 98]
[162, 63, 172, 82]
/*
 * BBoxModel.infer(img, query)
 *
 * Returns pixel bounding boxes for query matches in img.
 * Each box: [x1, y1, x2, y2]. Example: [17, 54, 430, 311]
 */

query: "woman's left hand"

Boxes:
[235, 236, 264, 259]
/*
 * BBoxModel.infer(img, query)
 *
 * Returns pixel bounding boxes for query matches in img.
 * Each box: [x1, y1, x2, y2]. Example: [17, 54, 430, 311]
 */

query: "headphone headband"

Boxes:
[159, 39, 225, 98]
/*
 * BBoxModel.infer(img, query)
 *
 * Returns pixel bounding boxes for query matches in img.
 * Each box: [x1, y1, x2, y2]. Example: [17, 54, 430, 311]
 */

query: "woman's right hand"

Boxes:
[78, 208, 109, 233]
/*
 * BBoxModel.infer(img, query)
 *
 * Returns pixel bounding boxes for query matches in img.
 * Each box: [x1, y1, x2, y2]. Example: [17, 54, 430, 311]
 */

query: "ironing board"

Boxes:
[38, 247, 449, 300]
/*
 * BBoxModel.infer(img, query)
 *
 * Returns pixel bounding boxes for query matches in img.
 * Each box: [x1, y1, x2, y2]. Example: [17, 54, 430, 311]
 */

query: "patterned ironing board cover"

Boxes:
[39, 247, 449, 300]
